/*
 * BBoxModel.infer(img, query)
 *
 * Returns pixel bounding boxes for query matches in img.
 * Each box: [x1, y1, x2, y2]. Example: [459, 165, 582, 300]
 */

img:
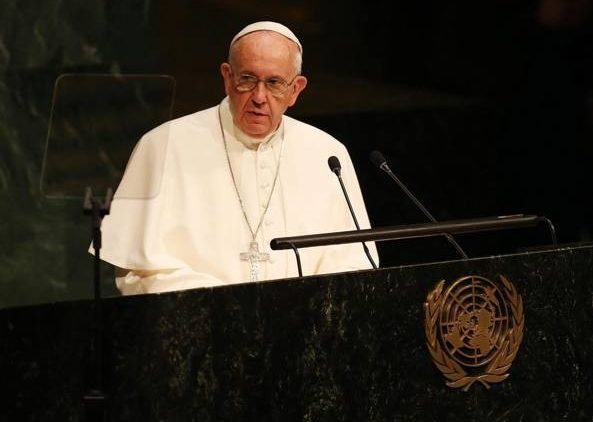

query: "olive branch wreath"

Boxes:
[424, 275, 524, 391]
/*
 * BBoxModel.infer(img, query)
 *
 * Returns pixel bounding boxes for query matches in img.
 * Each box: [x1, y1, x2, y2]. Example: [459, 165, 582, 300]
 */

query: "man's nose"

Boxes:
[251, 81, 268, 103]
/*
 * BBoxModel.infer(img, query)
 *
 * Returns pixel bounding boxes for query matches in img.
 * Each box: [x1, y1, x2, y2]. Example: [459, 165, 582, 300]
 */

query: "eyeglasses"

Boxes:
[231, 70, 297, 97]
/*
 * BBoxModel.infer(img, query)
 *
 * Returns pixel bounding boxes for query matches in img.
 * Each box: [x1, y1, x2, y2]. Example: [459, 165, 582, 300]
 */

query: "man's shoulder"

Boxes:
[284, 115, 329, 137]
[284, 115, 347, 151]
[145, 105, 218, 137]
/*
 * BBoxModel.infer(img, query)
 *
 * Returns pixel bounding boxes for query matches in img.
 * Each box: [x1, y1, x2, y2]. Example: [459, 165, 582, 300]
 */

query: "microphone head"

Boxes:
[369, 150, 387, 168]
[328, 156, 341, 175]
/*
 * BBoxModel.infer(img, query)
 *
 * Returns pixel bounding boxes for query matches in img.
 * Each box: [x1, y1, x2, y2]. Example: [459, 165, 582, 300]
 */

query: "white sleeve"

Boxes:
[115, 267, 224, 295]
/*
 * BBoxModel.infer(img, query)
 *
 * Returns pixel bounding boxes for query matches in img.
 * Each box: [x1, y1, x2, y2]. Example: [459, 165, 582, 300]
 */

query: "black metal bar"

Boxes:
[82, 186, 111, 422]
[271, 215, 541, 251]
[288, 242, 303, 277]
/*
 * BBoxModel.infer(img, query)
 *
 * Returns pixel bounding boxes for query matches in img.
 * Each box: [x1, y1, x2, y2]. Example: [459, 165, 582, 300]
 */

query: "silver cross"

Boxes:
[240, 241, 270, 281]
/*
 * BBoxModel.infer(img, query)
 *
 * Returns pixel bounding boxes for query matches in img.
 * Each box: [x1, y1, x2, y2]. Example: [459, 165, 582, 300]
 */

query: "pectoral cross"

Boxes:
[240, 241, 270, 281]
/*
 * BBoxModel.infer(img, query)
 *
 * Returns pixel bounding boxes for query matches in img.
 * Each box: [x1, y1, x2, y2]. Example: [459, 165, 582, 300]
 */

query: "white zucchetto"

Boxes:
[230, 21, 303, 53]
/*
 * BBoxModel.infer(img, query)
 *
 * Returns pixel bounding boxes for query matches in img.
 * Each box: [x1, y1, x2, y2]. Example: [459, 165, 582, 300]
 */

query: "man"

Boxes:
[95, 21, 378, 294]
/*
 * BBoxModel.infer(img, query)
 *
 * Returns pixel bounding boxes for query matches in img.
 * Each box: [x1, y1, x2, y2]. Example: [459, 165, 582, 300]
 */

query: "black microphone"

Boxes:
[328, 156, 378, 269]
[369, 150, 468, 259]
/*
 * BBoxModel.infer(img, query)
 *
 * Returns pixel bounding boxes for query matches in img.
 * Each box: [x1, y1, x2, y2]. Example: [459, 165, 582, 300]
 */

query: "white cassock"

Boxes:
[93, 97, 378, 294]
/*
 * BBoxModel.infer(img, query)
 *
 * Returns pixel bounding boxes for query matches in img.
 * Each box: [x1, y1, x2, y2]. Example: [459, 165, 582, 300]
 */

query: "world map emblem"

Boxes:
[424, 275, 524, 391]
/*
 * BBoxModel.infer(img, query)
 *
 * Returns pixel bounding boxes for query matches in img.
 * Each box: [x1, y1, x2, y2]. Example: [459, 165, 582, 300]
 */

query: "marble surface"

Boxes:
[1, 245, 592, 421]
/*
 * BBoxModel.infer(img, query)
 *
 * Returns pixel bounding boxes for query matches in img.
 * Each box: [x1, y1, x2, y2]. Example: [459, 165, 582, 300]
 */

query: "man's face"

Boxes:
[221, 31, 307, 139]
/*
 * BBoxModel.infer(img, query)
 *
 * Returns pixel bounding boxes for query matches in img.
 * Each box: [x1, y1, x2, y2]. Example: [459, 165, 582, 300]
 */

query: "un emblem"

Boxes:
[424, 275, 524, 391]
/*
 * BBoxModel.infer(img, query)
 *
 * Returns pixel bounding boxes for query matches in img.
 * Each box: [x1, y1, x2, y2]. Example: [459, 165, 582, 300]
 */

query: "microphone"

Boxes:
[369, 150, 468, 259]
[328, 156, 378, 269]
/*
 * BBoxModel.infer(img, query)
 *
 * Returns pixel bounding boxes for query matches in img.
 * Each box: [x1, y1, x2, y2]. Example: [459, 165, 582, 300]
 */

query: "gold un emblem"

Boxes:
[424, 275, 524, 391]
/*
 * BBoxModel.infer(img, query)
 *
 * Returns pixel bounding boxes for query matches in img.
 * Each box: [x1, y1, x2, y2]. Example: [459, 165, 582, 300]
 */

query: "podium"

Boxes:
[1, 244, 592, 421]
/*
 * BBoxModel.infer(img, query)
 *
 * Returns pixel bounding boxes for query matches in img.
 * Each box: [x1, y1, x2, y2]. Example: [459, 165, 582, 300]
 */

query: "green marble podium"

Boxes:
[1, 245, 592, 421]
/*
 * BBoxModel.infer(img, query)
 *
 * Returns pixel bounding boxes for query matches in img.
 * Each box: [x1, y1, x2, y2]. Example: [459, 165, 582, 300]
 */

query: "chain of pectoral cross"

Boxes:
[218, 105, 285, 281]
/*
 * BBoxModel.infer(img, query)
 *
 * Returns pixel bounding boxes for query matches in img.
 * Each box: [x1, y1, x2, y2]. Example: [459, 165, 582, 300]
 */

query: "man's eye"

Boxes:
[267, 79, 283, 87]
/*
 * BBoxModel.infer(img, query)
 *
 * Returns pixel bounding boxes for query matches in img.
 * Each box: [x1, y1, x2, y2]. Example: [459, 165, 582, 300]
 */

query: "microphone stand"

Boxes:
[381, 162, 468, 258]
[371, 151, 468, 259]
[328, 157, 378, 269]
[82, 186, 112, 422]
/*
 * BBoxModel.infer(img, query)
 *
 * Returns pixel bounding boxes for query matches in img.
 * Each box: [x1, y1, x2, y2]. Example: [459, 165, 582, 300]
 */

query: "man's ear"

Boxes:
[220, 62, 233, 95]
[287, 75, 308, 107]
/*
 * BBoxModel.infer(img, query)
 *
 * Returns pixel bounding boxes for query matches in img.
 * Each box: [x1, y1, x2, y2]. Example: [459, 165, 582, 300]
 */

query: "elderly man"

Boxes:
[95, 21, 378, 294]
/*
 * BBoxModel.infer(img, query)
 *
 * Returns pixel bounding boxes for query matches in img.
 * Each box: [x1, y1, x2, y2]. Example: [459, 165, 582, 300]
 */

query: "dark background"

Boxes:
[1, 0, 591, 307]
